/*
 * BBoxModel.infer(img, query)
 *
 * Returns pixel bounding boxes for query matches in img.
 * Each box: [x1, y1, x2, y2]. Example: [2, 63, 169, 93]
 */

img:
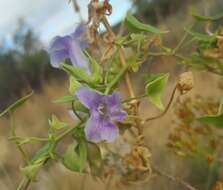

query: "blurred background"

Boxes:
[0, 0, 223, 190]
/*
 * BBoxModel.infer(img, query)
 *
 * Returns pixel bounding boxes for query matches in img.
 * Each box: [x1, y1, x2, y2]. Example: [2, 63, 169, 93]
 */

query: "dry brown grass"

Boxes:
[0, 70, 222, 190]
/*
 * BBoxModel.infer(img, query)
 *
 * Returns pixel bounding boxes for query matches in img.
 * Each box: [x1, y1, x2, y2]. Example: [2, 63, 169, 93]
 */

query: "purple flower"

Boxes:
[76, 87, 127, 143]
[48, 25, 90, 72]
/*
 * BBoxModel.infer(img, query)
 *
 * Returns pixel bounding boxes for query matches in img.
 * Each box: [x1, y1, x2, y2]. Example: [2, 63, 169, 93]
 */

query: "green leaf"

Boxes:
[31, 140, 56, 164]
[198, 113, 223, 128]
[189, 53, 220, 70]
[49, 115, 67, 130]
[85, 51, 103, 84]
[125, 14, 168, 34]
[72, 101, 89, 113]
[31, 143, 51, 163]
[115, 36, 128, 45]
[128, 56, 140, 72]
[53, 95, 75, 104]
[21, 163, 43, 181]
[22, 142, 56, 180]
[62, 58, 103, 85]
[0, 91, 33, 117]
[73, 125, 85, 139]
[145, 73, 169, 110]
[63, 140, 87, 172]
[192, 12, 223, 22]
[184, 28, 217, 43]
[130, 33, 145, 42]
[62, 63, 92, 83]
[69, 76, 81, 94]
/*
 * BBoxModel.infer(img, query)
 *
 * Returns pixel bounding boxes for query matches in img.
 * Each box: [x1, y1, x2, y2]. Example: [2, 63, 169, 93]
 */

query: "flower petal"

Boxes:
[68, 40, 90, 72]
[48, 36, 71, 68]
[72, 25, 89, 49]
[110, 110, 127, 122]
[49, 49, 68, 68]
[105, 93, 127, 121]
[73, 25, 86, 38]
[76, 88, 103, 110]
[106, 93, 122, 108]
[85, 112, 119, 143]
[49, 35, 70, 52]
[85, 114, 103, 143]
[100, 121, 119, 142]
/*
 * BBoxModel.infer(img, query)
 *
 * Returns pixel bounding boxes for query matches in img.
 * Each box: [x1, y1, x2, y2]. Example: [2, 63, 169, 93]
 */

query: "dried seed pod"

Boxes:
[121, 144, 152, 185]
[211, 181, 223, 190]
[125, 145, 151, 172]
[177, 72, 194, 94]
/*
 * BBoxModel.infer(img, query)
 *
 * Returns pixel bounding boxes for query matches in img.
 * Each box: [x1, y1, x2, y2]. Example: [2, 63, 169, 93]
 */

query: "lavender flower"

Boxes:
[76, 87, 127, 143]
[48, 25, 90, 72]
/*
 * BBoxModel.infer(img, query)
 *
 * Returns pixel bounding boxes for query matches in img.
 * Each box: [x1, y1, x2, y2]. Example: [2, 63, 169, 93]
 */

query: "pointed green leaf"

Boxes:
[62, 63, 92, 83]
[49, 115, 67, 130]
[145, 73, 169, 110]
[0, 91, 33, 117]
[72, 101, 89, 113]
[125, 14, 168, 34]
[69, 76, 81, 94]
[31, 140, 56, 164]
[63, 140, 87, 172]
[198, 113, 223, 128]
[84, 51, 103, 84]
[192, 12, 223, 22]
[31, 143, 51, 163]
[21, 143, 55, 180]
[53, 95, 75, 104]
[130, 33, 145, 42]
[184, 28, 217, 43]
[62, 58, 103, 85]
[73, 125, 85, 139]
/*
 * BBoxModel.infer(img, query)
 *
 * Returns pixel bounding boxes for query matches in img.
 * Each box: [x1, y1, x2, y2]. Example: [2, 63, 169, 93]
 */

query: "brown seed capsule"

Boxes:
[177, 72, 194, 94]
[211, 181, 223, 190]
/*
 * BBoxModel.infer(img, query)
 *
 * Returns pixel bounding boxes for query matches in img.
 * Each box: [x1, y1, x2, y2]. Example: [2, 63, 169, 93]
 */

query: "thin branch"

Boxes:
[122, 94, 147, 103]
[218, 97, 223, 114]
[70, 0, 84, 22]
[101, 15, 143, 135]
[153, 166, 199, 190]
[16, 178, 31, 190]
[72, 101, 85, 122]
[16, 121, 85, 190]
[104, 63, 130, 94]
[9, 113, 29, 164]
[144, 85, 178, 123]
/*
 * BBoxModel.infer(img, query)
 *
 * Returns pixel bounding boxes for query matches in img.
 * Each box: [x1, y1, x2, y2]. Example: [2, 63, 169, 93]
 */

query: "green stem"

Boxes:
[205, 160, 219, 190]
[104, 63, 130, 95]
[122, 94, 147, 103]
[16, 178, 31, 190]
[16, 121, 85, 190]
[218, 97, 223, 114]
[9, 112, 29, 164]
[56, 121, 85, 142]
[173, 31, 189, 53]
[72, 101, 84, 122]
[173, 24, 194, 53]
[144, 85, 178, 123]
[9, 136, 49, 145]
